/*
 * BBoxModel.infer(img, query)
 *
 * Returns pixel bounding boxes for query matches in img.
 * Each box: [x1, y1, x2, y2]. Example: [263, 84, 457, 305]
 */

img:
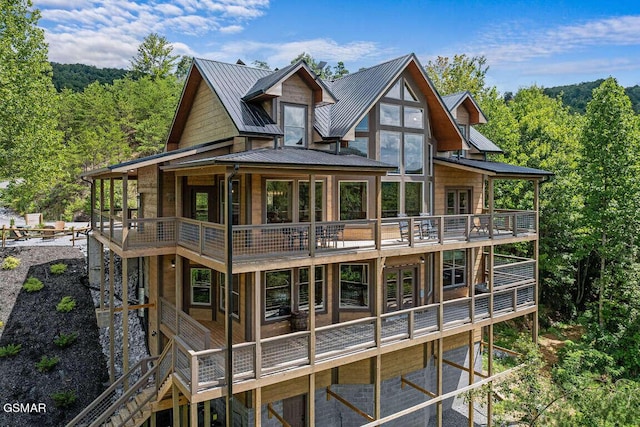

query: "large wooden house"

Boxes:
[71, 54, 551, 426]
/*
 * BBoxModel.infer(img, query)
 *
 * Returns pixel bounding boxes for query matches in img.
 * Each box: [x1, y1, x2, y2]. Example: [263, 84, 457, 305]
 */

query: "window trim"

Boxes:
[338, 180, 368, 221]
[265, 178, 325, 223]
[263, 266, 327, 323]
[282, 103, 307, 148]
[219, 272, 240, 319]
[443, 250, 468, 290]
[190, 267, 212, 306]
[339, 263, 370, 310]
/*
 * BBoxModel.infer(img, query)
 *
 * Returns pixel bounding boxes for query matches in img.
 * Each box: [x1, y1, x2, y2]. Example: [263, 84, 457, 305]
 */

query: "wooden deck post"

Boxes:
[109, 250, 115, 383]
[310, 173, 316, 257]
[468, 330, 475, 427]
[122, 256, 129, 389]
[436, 337, 443, 427]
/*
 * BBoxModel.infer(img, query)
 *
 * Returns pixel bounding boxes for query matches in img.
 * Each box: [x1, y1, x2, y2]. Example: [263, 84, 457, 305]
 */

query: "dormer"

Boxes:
[242, 61, 336, 105]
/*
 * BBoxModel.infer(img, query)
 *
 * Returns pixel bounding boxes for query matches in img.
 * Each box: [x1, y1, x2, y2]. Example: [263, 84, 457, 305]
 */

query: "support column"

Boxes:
[309, 173, 316, 257]
[254, 271, 262, 379]
[122, 257, 129, 388]
[109, 250, 115, 383]
[436, 338, 443, 427]
[254, 388, 262, 427]
[375, 176, 382, 249]
[122, 175, 128, 249]
[468, 330, 475, 427]
[487, 324, 494, 425]
[190, 402, 198, 427]
[374, 256, 384, 421]
[533, 179, 540, 343]
[172, 384, 180, 427]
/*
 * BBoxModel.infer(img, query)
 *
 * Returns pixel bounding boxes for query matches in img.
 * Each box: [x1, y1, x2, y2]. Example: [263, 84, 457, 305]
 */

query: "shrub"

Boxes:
[23, 277, 44, 292]
[36, 355, 60, 372]
[53, 332, 78, 348]
[56, 296, 76, 313]
[50, 263, 67, 275]
[0, 343, 22, 357]
[1, 256, 20, 270]
[51, 391, 76, 408]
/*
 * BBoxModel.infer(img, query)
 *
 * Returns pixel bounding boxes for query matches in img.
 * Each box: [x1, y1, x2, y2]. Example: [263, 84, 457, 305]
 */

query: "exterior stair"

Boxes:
[67, 339, 176, 427]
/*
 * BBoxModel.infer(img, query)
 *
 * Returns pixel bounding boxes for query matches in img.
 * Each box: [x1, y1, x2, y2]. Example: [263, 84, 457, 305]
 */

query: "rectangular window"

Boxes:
[443, 250, 466, 289]
[380, 103, 401, 126]
[404, 182, 423, 217]
[380, 131, 400, 173]
[382, 182, 399, 218]
[298, 266, 325, 311]
[404, 133, 424, 174]
[190, 268, 212, 306]
[265, 270, 292, 320]
[339, 181, 367, 220]
[284, 105, 306, 147]
[219, 273, 240, 317]
[266, 180, 293, 223]
[299, 181, 323, 222]
[342, 137, 368, 157]
[340, 264, 369, 308]
[404, 107, 424, 129]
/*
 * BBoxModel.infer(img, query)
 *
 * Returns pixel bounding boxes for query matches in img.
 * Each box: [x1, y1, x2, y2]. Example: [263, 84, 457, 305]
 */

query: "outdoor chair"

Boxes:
[24, 213, 42, 226]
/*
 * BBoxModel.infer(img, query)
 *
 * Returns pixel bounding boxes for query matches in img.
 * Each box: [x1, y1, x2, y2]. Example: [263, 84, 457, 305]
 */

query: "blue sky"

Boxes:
[33, 0, 640, 93]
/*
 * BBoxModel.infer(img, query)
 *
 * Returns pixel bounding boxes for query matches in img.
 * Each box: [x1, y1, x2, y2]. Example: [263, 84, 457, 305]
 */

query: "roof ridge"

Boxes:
[326, 53, 414, 82]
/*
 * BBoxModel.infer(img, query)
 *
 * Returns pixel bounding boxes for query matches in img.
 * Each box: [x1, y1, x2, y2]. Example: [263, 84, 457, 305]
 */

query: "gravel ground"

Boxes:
[0, 247, 108, 427]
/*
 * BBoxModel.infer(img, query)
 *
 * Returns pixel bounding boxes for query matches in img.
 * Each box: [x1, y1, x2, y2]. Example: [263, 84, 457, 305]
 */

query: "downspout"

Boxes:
[226, 164, 239, 425]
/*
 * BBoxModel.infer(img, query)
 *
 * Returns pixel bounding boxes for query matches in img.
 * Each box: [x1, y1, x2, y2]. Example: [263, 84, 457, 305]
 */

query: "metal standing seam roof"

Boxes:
[193, 58, 282, 136]
[441, 91, 469, 111]
[169, 148, 396, 171]
[319, 54, 414, 138]
[468, 127, 503, 153]
[435, 156, 553, 177]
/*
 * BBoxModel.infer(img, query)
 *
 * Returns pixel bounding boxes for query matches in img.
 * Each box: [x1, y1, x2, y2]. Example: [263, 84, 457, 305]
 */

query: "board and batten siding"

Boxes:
[180, 80, 238, 148]
[433, 164, 483, 216]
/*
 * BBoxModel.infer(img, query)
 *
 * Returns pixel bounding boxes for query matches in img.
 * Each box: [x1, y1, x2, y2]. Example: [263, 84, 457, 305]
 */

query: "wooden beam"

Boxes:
[113, 303, 155, 313]
[109, 249, 115, 383]
[400, 375, 436, 398]
[267, 403, 291, 427]
[326, 386, 374, 422]
[123, 257, 129, 389]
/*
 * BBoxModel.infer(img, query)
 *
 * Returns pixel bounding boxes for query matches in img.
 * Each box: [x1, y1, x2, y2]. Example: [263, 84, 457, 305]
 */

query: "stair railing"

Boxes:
[66, 356, 157, 427]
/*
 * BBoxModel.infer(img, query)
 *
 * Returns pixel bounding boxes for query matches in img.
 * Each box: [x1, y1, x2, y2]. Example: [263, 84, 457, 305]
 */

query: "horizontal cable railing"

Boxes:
[262, 332, 310, 372]
[443, 298, 472, 328]
[492, 255, 536, 288]
[316, 317, 376, 360]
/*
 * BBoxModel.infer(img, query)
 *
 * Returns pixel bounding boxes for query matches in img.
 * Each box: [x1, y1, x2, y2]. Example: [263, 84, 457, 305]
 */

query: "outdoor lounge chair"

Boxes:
[24, 213, 43, 226]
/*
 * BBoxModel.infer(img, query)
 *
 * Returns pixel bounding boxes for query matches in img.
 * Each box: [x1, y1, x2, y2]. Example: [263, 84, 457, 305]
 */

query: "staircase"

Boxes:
[67, 339, 175, 427]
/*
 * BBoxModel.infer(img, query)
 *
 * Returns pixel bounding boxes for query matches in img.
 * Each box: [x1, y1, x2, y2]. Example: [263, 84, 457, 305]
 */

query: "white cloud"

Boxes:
[219, 24, 243, 34]
[34, 0, 269, 66]
[469, 15, 640, 65]
[208, 38, 388, 68]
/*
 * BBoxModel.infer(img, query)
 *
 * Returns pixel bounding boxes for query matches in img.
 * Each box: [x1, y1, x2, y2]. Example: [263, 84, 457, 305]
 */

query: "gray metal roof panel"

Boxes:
[242, 62, 298, 101]
[435, 156, 552, 176]
[468, 127, 503, 153]
[194, 58, 282, 136]
[175, 148, 395, 170]
[322, 54, 414, 138]
[441, 92, 468, 111]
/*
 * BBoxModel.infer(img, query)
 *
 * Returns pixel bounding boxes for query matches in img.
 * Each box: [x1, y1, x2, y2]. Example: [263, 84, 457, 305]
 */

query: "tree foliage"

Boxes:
[51, 62, 127, 92]
[130, 33, 179, 80]
[0, 0, 64, 212]
[290, 52, 349, 80]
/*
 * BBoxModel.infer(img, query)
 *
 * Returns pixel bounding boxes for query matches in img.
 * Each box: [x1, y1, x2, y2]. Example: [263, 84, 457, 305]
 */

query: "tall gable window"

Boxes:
[404, 83, 418, 101]
[380, 103, 401, 126]
[379, 77, 433, 217]
[283, 104, 306, 147]
[386, 80, 401, 99]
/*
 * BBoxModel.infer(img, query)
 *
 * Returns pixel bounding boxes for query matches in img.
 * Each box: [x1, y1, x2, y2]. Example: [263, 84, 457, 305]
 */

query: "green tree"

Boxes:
[580, 78, 640, 328]
[0, 0, 63, 212]
[424, 54, 489, 100]
[251, 59, 270, 70]
[290, 52, 348, 80]
[130, 33, 179, 80]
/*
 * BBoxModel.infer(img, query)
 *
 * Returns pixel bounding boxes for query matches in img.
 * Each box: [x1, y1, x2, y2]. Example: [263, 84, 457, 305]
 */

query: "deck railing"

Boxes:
[92, 211, 537, 257]
[157, 279, 536, 395]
